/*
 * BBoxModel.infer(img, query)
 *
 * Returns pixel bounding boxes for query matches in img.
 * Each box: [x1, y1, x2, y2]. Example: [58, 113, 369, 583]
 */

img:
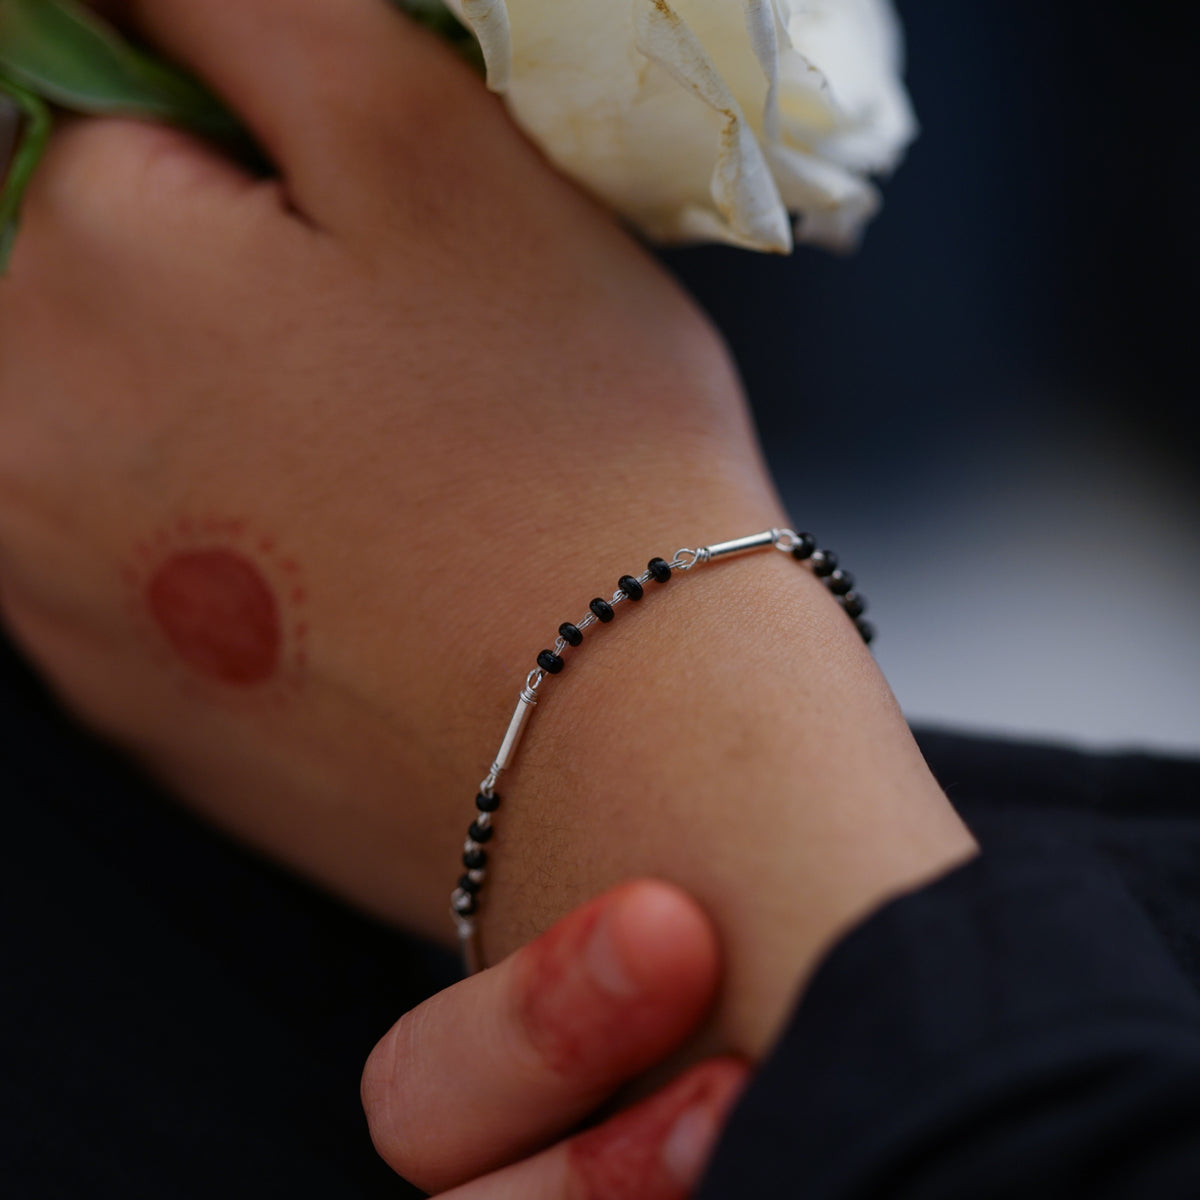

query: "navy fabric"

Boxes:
[697, 735, 1200, 1197]
[0, 631, 458, 1199]
[700, 844, 1200, 1198]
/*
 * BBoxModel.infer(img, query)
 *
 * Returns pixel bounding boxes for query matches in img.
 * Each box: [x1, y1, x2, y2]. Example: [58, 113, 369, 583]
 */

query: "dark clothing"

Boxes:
[5, 631, 1200, 1198]
[0, 633, 454, 1199]
[701, 843, 1200, 1198]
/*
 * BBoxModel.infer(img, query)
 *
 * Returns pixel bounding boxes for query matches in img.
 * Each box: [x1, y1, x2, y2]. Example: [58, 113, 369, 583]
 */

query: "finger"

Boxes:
[441, 1059, 749, 1200]
[102, 0, 481, 220]
[2, 113, 297, 292]
[362, 881, 722, 1195]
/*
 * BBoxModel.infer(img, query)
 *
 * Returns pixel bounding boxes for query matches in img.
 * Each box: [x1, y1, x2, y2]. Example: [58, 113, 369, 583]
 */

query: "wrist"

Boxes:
[474, 547, 976, 1055]
[121, 441, 792, 935]
[72, 430, 972, 1061]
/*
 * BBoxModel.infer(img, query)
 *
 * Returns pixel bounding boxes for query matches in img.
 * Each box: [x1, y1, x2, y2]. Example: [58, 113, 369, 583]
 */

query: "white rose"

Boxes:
[443, 0, 917, 252]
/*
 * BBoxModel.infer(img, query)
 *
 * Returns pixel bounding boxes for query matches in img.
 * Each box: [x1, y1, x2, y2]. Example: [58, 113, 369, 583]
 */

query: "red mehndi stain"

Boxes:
[568, 1060, 746, 1200]
[146, 549, 281, 685]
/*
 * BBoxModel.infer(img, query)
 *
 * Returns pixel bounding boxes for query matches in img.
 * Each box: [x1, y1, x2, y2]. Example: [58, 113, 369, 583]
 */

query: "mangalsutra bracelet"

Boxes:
[450, 527, 873, 972]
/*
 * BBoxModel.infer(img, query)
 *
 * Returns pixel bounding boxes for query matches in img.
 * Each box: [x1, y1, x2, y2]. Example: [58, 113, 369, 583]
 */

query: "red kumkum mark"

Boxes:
[145, 549, 281, 686]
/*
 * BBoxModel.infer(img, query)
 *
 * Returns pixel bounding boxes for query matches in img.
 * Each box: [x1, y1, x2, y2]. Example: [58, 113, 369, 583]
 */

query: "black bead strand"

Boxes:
[811, 549, 838, 577]
[537, 649, 564, 674]
[842, 593, 867, 620]
[791, 532, 817, 561]
[468, 819, 494, 844]
[826, 569, 855, 596]
[792, 537, 873, 641]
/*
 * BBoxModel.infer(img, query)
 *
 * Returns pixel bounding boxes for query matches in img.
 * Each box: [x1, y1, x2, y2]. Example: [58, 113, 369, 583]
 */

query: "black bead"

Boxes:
[590, 597, 615, 623]
[812, 549, 838, 577]
[468, 819, 494, 843]
[619, 575, 644, 601]
[827, 568, 855, 596]
[856, 619, 876, 645]
[559, 622, 583, 647]
[537, 649, 564, 674]
[476, 791, 501, 813]
[453, 891, 478, 915]
[458, 873, 482, 894]
[463, 846, 487, 871]
[842, 592, 867, 620]
[791, 532, 817, 561]
[648, 557, 672, 583]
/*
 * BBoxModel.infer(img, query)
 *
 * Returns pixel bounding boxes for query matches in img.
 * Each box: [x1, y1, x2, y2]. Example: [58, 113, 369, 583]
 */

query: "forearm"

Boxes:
[97, 454, 973, 1059]
[2, 311, 971, 1058]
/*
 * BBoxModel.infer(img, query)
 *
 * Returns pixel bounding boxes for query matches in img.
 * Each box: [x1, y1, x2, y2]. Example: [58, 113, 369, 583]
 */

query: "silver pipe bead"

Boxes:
[703, 530, 778, 560]
[492, 689, 537, 773]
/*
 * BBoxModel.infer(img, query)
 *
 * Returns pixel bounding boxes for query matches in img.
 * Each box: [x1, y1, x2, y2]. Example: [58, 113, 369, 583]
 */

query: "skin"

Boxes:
[362, 880, 745, 1198]
[0, 4, 979, 1182]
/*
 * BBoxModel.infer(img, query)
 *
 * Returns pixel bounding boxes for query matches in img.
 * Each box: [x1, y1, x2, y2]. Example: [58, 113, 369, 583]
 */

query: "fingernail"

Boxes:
[584, 897, 641, 998]
[661, 1101, 721, 1190]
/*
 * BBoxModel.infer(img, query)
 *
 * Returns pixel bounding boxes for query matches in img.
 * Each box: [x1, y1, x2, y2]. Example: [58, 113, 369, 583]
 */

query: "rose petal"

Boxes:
[440, 0, 915, 253]
[633, 0, 791, 252]
[453, 0, 512, 91]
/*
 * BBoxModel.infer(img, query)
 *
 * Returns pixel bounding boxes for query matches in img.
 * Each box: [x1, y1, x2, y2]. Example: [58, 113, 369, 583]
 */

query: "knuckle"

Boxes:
[24, 117, 236, 250]
[25, 119, 156, 243]
[33, 117, 152, 202]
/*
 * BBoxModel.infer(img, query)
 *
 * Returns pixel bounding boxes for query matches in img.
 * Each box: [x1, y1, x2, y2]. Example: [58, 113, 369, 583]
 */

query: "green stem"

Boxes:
[0, 76, 51, 272]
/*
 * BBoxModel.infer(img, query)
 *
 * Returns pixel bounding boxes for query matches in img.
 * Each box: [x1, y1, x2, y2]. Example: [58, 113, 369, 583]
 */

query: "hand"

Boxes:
[362, 880, 747, 1198]
[0, 0, 777, 932]
[0, 0, 976, 1059]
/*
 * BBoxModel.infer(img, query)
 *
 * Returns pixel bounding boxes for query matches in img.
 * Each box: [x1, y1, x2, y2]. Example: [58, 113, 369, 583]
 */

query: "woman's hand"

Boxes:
[0, 0, 976, 1059]
[0, 0, 775, 928]
[362, 880, 747, 1198]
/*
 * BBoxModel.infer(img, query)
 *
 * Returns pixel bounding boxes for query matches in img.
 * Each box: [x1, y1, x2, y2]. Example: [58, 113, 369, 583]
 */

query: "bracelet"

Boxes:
[449, 527, 873, 971]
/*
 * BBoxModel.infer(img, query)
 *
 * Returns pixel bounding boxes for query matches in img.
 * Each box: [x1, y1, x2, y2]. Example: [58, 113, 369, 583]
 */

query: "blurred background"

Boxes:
[662, 0, 1200, 754]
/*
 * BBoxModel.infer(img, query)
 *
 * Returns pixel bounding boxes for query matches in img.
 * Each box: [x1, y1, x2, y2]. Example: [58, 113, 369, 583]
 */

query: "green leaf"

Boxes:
[0, 76, 51, 273]
[0, 0, 247, 148]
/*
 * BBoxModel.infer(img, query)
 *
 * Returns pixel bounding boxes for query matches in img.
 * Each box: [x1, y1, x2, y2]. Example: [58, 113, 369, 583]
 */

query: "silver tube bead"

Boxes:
[490, 690, 537, 775]
[703, 529, 778, 560]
